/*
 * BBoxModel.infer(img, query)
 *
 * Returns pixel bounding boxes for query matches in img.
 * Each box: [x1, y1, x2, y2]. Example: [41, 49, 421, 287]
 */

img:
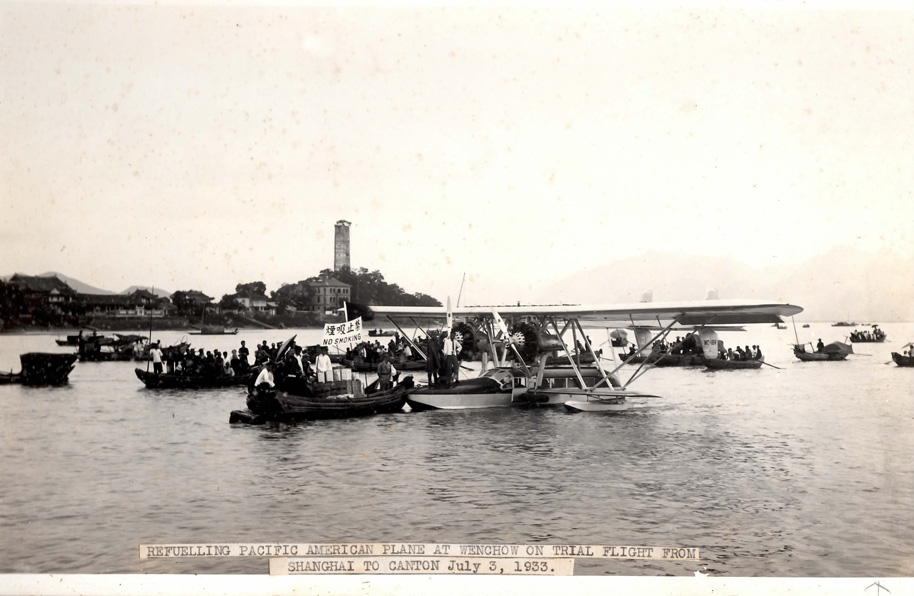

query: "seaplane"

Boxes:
[342, 298, 803, 413]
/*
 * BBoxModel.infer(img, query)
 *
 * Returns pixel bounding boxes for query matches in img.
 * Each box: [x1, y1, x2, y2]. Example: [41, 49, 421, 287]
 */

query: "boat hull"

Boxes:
[245, 377, 414, 420]
[793, 351, 848, 362]
[704, 358, 764, 370]
[891, 353, 914, 367]
[135, 368, 254, 388]
[616, 352, 704, 367]
[1, 353, 77, 386]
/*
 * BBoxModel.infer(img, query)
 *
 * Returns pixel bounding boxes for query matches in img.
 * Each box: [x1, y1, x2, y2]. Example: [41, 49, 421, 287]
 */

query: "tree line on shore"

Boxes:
[0, 267, 440, 329]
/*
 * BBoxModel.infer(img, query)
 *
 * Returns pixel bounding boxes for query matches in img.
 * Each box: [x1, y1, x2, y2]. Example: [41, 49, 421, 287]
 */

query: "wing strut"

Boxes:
[612, 315, 682, 388]
[569, 318, 614, 390]
[385, 315, 427, 361]
[547, 317, 587, 390]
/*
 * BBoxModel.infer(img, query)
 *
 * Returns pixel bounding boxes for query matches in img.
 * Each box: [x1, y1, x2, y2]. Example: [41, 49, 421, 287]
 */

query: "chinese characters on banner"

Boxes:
[320, 317, 363, 347]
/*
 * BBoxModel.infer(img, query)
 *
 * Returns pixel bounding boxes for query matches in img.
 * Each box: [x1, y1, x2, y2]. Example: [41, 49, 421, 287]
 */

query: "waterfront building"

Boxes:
[305, 277, 351, 313]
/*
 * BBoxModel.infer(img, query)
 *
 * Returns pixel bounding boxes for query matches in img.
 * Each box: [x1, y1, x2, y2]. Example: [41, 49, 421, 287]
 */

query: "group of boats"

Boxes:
[227, 299, 808, 420]
[7, 304, 912, 422]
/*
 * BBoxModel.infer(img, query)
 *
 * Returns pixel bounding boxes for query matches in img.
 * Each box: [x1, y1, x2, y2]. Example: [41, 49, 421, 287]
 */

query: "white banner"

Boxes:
[320, 317, 363, 347]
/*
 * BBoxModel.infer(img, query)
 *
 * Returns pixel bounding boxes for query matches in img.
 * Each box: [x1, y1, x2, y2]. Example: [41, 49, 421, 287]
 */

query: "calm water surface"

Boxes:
[0, 324, 912, 576]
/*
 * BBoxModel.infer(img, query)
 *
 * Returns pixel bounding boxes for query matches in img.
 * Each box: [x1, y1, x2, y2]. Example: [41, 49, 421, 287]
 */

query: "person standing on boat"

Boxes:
[254, 361, 275, 389]
[377, 355, 394, 390]
[816, 339, 825, 353]
[315, 346, 333, 382]
[290, 345, 306, 377]
[425, 333, 442, 386]
[238, 341, 249, 370]
[149, 342, 164, 374]
[443, 330, 460, 386]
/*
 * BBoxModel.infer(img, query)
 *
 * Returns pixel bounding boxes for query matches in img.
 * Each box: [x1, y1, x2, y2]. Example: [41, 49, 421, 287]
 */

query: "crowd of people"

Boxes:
[620, 334, 764, 362]
[145, 338, 337, 381]
[850, 326, 885, 342]
[146, 341, 255, 377]
[347, 331, 462, 387]
[718, 345, 764, 361]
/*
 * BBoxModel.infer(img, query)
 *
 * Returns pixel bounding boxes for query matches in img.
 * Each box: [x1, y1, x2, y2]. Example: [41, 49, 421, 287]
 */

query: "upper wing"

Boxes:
[349, 299, 803, 325]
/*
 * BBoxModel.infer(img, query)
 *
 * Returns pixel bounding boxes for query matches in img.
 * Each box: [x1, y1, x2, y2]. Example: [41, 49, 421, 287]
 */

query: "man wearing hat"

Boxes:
[254, 360, 275, 390]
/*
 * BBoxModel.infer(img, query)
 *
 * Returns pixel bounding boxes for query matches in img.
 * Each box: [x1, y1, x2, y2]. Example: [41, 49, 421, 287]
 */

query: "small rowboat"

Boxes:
[135, 368, 254, 389]
[793, 343, 850, 362]
[891, 345, 914, 367]
[849, 326, 886, 343]
[704, 357, 764, 370]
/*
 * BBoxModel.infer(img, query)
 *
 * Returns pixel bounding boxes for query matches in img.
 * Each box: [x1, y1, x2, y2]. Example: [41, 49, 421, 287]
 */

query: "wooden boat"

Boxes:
[79, 334, 146, 362]
[704, 357, 764, 370]
[241, 375, 415, 421]
[190, 326, 238, 335]
[0, 353, 78, 386]
[651, 353, 705, 367]
[615, 350, 703, 367]
[793, 343, 851, 362]
[849, 325, 886, 343]
[135, 368, 254, 388]
[891, 352, 914, 367]
[891, 344, 914, 367]
[56, 331, 108, 347]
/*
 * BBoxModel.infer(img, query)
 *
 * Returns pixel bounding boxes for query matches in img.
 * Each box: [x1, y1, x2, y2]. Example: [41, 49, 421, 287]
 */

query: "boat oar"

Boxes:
[760, 361, 783, 370]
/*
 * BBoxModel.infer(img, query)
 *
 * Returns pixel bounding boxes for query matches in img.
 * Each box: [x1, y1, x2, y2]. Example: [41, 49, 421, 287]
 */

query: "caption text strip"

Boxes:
[140, 543, 698, 560]
[270, 556, 574, 575]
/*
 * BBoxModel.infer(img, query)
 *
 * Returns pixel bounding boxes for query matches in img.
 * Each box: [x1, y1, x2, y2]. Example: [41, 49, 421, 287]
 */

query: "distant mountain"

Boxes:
[37, 272, 115, 295]
[538, 246, 914, 322]
[121, 285, 171, 298]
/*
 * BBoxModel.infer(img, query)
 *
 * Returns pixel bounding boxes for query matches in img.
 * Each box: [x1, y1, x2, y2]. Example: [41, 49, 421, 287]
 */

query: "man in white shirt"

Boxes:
[149, 342, 164, 375]
[443, 331, 459, 386]
[254, 361, 275, 389]
[292, 346, 305, 376]
[315, 347, 333, 382]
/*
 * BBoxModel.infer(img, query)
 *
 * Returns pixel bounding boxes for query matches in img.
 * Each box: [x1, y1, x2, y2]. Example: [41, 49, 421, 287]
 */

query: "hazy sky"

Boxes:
[2, 2, 912, 305]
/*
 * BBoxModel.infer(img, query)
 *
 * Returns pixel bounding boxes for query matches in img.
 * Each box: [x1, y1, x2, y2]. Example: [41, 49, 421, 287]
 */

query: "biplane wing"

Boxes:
[346, 299, 803, 325]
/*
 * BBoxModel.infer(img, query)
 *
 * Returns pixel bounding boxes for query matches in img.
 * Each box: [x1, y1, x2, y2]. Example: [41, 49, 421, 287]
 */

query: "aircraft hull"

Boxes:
[406, 377, 516, 410]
